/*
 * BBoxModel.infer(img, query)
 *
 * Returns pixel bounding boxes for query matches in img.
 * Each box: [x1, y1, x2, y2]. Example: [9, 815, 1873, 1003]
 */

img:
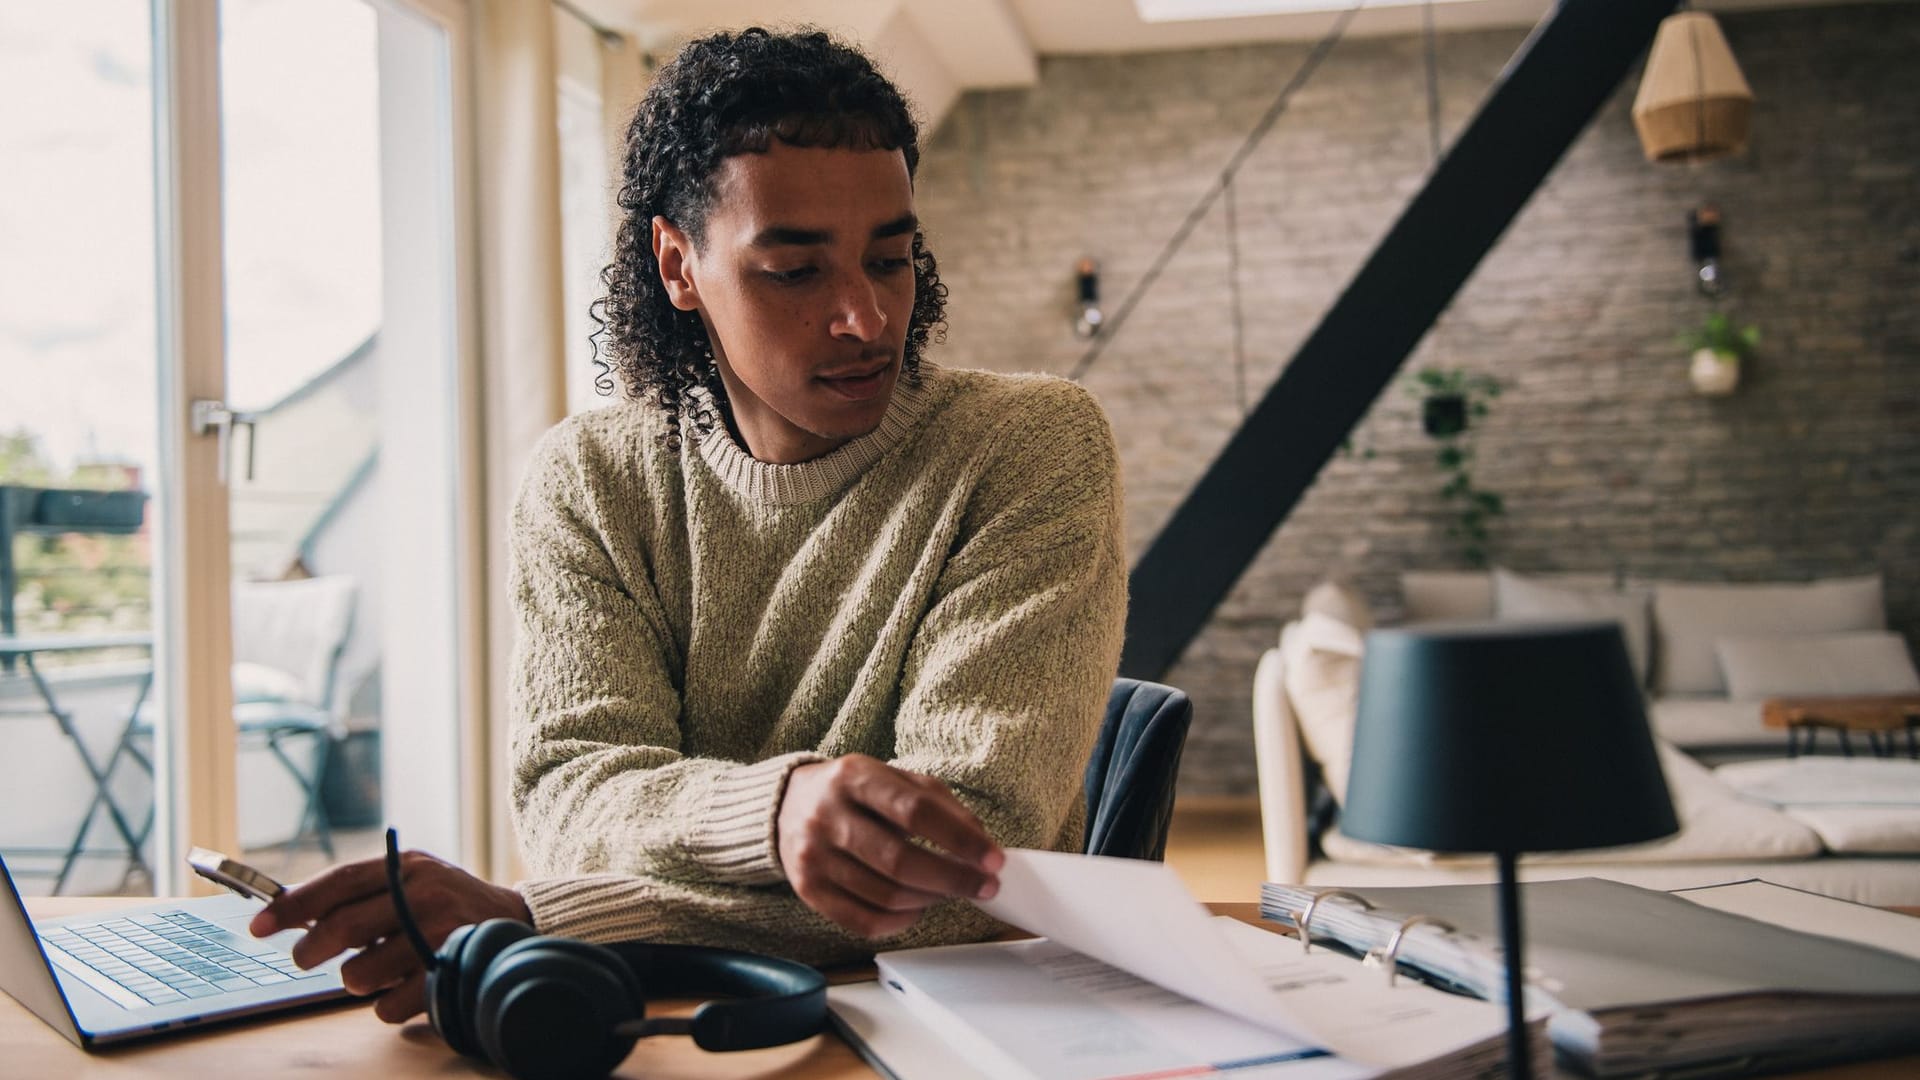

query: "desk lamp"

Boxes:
[1339, 621, 1677, 1080]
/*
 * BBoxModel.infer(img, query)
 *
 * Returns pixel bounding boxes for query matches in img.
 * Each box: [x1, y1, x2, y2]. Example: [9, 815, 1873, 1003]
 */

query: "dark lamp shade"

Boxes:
[1341, 621, 1678, 855]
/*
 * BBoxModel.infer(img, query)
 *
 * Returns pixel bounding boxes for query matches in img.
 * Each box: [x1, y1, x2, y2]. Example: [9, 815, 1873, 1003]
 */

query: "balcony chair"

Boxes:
[135, 575, 357, 858]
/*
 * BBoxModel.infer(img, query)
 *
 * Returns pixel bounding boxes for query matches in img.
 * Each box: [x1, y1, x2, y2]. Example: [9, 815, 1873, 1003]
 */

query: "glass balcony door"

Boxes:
[0, 0, 475, 897]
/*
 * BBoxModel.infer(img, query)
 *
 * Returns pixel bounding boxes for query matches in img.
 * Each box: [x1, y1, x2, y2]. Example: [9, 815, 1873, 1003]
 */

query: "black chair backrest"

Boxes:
[1082, 678, 1193, 861]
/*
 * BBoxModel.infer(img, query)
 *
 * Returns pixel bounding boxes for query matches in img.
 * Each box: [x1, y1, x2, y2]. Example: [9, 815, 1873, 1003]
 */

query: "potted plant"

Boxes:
[1405, 368, 1502, 437]
[1404, 368, 1506, 567]
[1678, 311, 1759, 396]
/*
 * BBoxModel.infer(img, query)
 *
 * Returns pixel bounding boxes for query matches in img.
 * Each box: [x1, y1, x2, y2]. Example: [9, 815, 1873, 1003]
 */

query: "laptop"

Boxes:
[0, 854, 350, 1047]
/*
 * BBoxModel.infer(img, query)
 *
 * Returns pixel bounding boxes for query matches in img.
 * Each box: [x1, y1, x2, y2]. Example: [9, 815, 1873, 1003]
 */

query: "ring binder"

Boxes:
[1291, 889, 1374, 954]
[1365, 915, 1457, 987]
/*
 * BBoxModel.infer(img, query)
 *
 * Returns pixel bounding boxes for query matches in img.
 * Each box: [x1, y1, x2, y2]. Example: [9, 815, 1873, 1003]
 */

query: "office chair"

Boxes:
[1082, 678, 1192, 861]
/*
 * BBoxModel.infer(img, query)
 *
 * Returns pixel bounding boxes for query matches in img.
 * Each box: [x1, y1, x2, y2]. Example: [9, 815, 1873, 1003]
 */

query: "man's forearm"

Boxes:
[517, 871, 1006, 969]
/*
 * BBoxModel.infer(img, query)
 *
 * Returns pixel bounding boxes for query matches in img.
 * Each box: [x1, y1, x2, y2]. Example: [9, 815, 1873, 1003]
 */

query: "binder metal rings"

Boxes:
[1291, 889, 1374, 954]
[1364, 915, 1457, 987]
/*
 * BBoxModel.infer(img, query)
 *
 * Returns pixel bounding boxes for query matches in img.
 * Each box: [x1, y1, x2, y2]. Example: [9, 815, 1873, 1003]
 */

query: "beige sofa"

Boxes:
[1252, 571, 1920, 907]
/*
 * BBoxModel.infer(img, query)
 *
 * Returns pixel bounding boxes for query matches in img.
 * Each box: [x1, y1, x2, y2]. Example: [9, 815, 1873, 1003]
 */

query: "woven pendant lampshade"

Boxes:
[1632, 12, 1754, 163]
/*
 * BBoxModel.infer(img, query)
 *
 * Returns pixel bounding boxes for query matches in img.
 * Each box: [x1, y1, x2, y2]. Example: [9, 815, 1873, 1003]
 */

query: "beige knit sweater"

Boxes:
[509, 365, 1127, 966]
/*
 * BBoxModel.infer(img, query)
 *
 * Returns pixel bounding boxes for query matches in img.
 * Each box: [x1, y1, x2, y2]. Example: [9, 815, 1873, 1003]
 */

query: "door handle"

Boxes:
[189, 399, 260, 486]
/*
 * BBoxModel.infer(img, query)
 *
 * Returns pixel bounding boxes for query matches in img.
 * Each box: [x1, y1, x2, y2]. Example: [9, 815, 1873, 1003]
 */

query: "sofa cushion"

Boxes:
[1647, 697, 1774, 750]
[1716, 758, 1920, 806]
[1493, 569, 1653, 686]
[1321, 740, 1822, 866]
[1401, 571, 1494, 622]
[1715, 631, 1920, 701]
[1651, 575, 1886, 696]
[1400, 569, 1613, 623]
[1715, 759, 1920, 854]
[1277, 612, 1365, 804]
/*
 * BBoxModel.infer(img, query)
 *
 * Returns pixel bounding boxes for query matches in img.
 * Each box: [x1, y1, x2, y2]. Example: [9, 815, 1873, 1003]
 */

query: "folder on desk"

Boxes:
[1259, 877, 1920, 1078]
[829, 850, 1546, 1080]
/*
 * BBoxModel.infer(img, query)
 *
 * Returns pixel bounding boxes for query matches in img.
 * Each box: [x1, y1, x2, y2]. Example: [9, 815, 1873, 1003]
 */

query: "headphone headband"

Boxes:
[601, 942, 827, 1052]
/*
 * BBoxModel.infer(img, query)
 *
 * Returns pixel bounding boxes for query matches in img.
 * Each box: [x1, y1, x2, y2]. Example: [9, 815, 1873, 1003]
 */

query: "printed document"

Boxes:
[958, 849, 1517, 1071]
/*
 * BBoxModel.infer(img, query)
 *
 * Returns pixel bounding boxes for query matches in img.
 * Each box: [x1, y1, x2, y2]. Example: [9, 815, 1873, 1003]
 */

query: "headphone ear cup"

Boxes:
[474, 938, 643, 1080]
[431, 919, 537, 1060]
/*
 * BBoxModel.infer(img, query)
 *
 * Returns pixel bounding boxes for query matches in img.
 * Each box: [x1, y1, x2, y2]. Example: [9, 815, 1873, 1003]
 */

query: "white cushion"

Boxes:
[230, 576, 358, 708]
[1320, 741, 1822, 866]
[1651, 576, 1885, 696]
[1715, 632, 1920, 700]
[1784, 808, 1920, 854]
[1715, 759, 1920, 855]
[1648, 697, 1774, 749]
[1493, 568, 1653, 687]
[1716, 758, 1920, 807]
[1400, 569, 1615, 624]
[1401, 571, 1493, 622]
[1278, 612, 1365, 804]
[232, 661, 308, 704]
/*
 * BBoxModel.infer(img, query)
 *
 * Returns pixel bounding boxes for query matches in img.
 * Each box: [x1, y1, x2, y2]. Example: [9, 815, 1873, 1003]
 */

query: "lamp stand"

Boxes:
[1496, 850, 1532, 1080]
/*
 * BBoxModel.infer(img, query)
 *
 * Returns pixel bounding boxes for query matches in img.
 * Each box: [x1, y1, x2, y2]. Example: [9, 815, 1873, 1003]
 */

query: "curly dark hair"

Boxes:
[591, 27, 948, 444]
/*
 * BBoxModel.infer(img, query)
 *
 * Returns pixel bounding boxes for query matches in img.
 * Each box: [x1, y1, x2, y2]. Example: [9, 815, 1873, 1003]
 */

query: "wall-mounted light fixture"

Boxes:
[1073, 258, 1104, 339]
[1689, 202, 1723, 297]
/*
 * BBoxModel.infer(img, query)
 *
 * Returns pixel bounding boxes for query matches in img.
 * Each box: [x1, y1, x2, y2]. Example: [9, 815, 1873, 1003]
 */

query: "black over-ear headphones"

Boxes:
[384, 829, 827, 1080]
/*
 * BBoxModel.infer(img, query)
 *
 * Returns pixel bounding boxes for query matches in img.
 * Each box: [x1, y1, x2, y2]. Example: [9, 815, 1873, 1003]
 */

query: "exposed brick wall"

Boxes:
[912, 3, 1920, 796]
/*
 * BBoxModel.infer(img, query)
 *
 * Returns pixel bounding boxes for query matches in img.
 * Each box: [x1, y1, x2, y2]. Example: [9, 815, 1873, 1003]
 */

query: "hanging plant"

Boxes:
[1404, 368, 1506, 567]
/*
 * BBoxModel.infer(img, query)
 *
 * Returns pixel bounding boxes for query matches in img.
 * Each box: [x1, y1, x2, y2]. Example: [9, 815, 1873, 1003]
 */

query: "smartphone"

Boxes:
[187, 847, 285, 902]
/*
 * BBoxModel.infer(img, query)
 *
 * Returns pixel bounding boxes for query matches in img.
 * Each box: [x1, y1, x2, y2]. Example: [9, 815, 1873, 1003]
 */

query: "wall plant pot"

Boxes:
[1689, 347, 1741, 396]
[1421, 394, 1468, 437]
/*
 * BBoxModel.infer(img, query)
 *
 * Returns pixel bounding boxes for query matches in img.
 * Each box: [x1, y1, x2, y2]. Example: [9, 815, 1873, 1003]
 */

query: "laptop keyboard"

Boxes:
[39, 910, 324, 1007]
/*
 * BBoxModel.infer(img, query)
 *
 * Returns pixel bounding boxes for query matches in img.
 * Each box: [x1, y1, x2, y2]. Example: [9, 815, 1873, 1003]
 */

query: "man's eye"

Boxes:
[868, 257, 911, 275]
[763, 267, 816, 284]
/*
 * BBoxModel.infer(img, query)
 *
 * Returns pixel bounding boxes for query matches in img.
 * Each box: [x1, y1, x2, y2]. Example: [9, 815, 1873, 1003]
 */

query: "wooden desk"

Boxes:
[8, 899, 1920, 1078]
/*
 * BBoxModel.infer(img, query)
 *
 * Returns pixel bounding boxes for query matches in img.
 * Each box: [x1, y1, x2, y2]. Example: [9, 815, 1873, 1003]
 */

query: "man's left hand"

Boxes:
[249, 850, 532, 1023]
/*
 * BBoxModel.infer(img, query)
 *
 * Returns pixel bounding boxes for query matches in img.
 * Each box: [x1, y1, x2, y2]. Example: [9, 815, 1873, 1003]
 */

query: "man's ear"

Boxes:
[652, 216, 701, 312]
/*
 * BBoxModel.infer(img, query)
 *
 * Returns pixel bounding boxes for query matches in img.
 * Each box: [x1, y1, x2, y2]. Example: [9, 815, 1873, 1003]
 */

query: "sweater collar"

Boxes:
[689, 365, 940, 506]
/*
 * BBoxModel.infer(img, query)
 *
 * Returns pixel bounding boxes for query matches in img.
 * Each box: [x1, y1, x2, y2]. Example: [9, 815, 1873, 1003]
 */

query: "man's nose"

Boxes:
[828, 272, 887, 342]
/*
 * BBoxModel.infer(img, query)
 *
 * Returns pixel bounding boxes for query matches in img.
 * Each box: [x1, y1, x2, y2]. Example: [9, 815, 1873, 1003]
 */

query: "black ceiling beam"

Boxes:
[1121, 0, 1679, 680]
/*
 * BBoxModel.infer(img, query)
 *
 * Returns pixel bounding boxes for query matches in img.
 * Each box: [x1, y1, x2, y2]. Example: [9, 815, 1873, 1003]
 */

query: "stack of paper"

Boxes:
[1260, 877, 1920, 1077]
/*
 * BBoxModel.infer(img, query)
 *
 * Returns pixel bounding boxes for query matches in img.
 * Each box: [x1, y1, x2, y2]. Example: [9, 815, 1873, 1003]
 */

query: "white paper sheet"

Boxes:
[828, 982, 999, 1080]
[877, 937, 1370, 1080]
[973, 849, 1507, 1068]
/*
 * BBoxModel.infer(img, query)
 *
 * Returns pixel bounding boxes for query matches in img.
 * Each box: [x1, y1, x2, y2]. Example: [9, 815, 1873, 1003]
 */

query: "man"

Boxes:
[249, 27, 1126, 1025]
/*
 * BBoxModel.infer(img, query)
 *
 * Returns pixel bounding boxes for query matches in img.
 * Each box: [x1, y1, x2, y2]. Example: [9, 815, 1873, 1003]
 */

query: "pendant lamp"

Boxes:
[1631, 11, 1754, 164]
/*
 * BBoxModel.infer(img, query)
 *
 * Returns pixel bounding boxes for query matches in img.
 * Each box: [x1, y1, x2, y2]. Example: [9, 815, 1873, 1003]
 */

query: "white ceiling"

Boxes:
[568, 0, 1897, 129]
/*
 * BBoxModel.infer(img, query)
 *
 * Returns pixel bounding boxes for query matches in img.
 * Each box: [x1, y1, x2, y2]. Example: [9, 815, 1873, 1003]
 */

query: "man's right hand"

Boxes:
[775, 754, 1005, 938]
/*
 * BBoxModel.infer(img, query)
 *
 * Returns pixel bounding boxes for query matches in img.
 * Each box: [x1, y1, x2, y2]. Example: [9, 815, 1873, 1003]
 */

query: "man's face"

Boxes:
[655, 141, 917, 464]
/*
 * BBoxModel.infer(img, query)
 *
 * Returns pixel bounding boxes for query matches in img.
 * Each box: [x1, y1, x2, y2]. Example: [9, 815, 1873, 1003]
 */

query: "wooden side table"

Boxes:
[1763, 694, 1920, 759]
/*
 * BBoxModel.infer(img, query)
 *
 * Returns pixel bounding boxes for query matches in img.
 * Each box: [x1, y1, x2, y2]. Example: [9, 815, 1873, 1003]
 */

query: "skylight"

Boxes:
[1135, 0, 1479, 21]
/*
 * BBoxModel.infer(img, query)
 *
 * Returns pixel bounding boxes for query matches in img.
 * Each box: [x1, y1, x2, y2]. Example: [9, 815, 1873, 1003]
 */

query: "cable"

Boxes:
[1069, 0, 1365, 382]
[1424, 0, 1442, 166]
[386, 827, 440, 970]
[1224, 179, 1248, 416]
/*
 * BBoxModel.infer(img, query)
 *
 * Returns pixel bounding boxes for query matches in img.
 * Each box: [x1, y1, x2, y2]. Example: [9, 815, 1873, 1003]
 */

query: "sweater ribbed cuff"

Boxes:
[684, 750, 825, 886]
[517, 875, 669, 944]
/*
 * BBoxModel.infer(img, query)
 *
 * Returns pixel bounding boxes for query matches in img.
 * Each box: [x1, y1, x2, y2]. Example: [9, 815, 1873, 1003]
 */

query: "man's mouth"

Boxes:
[816, 358, 895, 400]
